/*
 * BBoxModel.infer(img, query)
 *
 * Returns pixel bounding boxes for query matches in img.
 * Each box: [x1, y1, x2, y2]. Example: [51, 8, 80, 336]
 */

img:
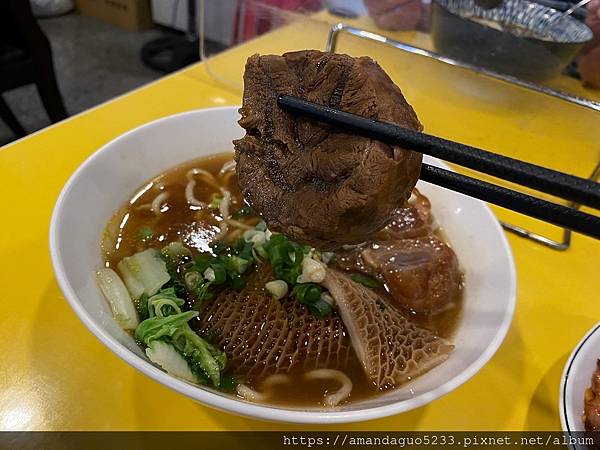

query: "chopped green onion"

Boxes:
[292, 283, 323, 304]
[320, 292, 334, 306]
[210, 241, 229, 255]
[161, 241, 192, 262]
[138, 227, 153, 240]
[265, 280, 288, 300]
[243, 229, 268, 246]
[351, 274, 382, 288]
[208, 194, 223, 210]
[296, 256, 326, 284]
[229, 274, 245, 290]
[183, 245, 255, 300]
[192, 281, 214, 310]
[159, 247, 188, 299]
[203, 267, 216, 282]
[191, 254, 215, 273]
[264, 234, 309, 285]
[309, 299, 333, 319]
[232, 203, 255, 218]
[226, 256, 250, 275]
[253, 245, 268, 259]
[210, 260, 227, 285]
[321, 252, 336, 265]
[184, 271, 202, 290]
[277, 264, 303, 285]
[234, 239, 254, 261]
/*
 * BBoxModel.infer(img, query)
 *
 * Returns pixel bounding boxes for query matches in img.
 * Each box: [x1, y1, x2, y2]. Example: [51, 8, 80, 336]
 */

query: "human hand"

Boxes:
[579, 0, 600, 88]
[364, 0, 431, 31]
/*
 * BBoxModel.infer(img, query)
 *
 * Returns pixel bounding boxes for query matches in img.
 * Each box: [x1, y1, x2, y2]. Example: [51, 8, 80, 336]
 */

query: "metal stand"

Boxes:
[325, 24, 600, 113]
[501, 161, 600, 250]
[325, 23, 600, 250]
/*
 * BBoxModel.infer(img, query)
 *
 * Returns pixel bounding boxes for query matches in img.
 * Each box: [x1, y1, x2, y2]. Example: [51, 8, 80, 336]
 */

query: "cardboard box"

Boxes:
[75, 0, 152, 32]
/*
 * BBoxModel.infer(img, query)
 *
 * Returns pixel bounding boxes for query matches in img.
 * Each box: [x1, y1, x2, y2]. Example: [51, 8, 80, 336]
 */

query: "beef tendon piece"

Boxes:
[376, 189, 432, 241]
[323, 269, 453, 389]
[234, 50, 423, 250]
[584, 359, 600, 431]
[362, 235, 461, 314]
[197, 266, 354, 381]
[335, 192, 461, 315]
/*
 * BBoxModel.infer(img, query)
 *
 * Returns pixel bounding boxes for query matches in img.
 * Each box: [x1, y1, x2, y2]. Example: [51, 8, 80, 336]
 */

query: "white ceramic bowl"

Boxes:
[560, 322, 600, 439]
[50, 106, 516, 424]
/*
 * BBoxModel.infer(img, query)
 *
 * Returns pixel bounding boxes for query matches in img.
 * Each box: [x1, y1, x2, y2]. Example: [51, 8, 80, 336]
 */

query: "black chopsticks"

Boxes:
[421, 164, 600, 238]
[277, 94, 600, 241]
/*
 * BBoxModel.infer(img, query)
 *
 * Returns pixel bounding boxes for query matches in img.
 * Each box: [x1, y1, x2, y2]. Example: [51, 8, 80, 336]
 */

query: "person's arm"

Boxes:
[579, 0, 600, 88]
[364, 0, 430, 31]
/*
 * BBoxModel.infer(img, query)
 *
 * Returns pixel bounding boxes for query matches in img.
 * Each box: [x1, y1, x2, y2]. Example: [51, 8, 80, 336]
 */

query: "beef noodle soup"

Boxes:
[97, 152, 463, 408]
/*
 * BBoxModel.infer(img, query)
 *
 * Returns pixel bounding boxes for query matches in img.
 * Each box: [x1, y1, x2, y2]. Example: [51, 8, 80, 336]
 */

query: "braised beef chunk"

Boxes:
[234, 50, 423, 250]
[584, 359, 600, 431]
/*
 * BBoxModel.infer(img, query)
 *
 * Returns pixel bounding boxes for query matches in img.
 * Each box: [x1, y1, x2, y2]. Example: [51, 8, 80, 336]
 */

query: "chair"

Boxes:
[0, 0, 68, 139]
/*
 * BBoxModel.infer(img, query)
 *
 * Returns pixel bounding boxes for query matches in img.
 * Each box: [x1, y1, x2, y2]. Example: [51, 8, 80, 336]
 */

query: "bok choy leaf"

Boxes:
[135, 311, 196, 343]
[96, 268, 139, 330]
[117, 260, 145, 301]
[172, 326, 227, 387]
[135, 310, 227, 387]
[145, 340, 196, 383]
[117, 248, 170, 298]
[146, 287, 184, 318]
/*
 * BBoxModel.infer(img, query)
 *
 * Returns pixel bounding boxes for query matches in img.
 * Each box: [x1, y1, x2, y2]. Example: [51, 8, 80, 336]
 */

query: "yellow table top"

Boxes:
[1, 16, 599, 431]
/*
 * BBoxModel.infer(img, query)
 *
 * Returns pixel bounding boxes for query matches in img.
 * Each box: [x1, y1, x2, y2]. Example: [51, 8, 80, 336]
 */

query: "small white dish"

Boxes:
[560, 322, 600, 440]
[49, 106, 517, 423]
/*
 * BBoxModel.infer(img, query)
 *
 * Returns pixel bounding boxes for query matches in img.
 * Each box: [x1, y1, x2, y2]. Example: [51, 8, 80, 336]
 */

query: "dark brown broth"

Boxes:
[103, 153, 242, 267]
[102, 152, 463, 407]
